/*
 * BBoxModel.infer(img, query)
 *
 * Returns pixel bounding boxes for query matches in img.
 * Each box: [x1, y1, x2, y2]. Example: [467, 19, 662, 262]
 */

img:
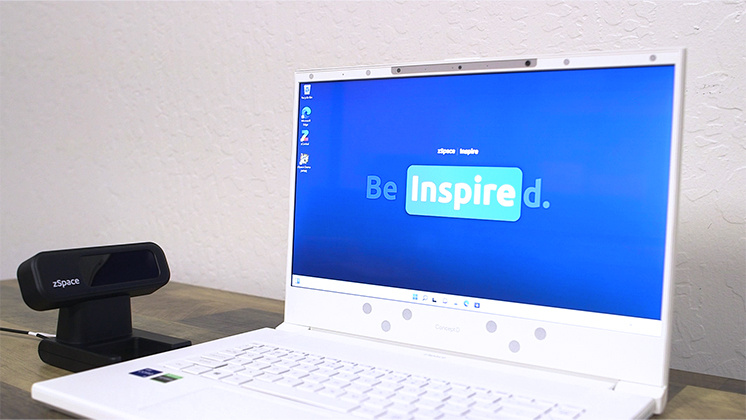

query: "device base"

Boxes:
[38, 328, 191, 372]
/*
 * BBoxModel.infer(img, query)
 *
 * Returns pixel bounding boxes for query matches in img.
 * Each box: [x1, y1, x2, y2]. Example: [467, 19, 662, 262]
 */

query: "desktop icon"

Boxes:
[300, 130, 309, 143]
[301, 106, 312, 119]
[304, 85, 311, 96]
[299, 153, 309, 166]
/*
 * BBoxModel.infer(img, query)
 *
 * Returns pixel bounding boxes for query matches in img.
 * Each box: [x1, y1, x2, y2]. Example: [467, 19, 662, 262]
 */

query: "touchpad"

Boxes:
[140, 387, 332, 419]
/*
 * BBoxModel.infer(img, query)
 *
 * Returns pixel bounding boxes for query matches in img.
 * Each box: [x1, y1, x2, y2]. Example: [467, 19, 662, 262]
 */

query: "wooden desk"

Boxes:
[2, 279, 744, 419]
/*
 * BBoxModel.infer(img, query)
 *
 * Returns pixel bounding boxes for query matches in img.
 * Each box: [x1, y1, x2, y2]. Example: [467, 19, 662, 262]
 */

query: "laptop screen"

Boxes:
[290, 61, 676, 332]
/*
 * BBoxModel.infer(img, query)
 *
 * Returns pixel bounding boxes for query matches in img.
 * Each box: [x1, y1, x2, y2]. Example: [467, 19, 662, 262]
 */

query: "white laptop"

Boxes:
[31, 49, 685, 419]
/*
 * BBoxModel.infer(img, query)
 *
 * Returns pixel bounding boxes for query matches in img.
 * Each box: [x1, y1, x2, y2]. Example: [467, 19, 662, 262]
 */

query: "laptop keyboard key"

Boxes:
[255, 372, 283, 383]
[412, 408, 444, 419]
[188, 357, 228, 369]
[351, 405, 386, 419]
[163, 360, 194, 371]
[220, 375, 251, 386]
[201, 369, 233, 380]
[181, 365, 212, 375]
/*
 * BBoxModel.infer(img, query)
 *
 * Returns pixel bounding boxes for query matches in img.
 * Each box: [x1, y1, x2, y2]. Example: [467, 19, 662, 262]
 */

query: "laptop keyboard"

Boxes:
[164, 342, 586, 420]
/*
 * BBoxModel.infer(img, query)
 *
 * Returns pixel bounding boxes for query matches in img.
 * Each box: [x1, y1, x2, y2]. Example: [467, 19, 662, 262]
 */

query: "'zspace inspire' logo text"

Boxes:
[366, 165, 549, 222]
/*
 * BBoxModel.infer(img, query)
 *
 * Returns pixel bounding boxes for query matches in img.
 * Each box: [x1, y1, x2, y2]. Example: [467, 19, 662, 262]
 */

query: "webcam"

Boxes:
[17, 242, 190, 372]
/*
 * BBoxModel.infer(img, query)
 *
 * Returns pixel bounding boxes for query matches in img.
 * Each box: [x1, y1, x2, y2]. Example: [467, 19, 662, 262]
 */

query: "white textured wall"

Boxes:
[1, 1, 744, 380]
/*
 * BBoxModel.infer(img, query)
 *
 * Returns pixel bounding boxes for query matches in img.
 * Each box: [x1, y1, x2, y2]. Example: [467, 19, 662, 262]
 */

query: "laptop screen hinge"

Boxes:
[275, 322, 310, 333]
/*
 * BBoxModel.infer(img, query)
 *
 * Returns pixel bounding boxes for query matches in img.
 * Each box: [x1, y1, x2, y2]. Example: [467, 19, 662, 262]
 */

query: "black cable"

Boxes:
[0, 326, 54, 339]
[0, 327, 27, 335]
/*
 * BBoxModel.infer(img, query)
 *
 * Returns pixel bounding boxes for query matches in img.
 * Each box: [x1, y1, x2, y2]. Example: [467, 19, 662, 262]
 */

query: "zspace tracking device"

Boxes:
[16, 242, 191, 372]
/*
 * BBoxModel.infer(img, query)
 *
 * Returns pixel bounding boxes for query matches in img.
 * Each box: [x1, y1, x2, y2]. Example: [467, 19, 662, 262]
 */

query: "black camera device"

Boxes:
[17, 242, 190, 372]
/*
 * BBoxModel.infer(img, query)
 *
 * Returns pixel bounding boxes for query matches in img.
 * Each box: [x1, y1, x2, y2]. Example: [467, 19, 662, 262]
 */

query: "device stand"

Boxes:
[38, 295, 191, 372]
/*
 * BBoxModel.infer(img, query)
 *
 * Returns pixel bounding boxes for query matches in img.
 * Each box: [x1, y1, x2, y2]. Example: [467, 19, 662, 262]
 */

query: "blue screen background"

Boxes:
[292, 66, 675, 320]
